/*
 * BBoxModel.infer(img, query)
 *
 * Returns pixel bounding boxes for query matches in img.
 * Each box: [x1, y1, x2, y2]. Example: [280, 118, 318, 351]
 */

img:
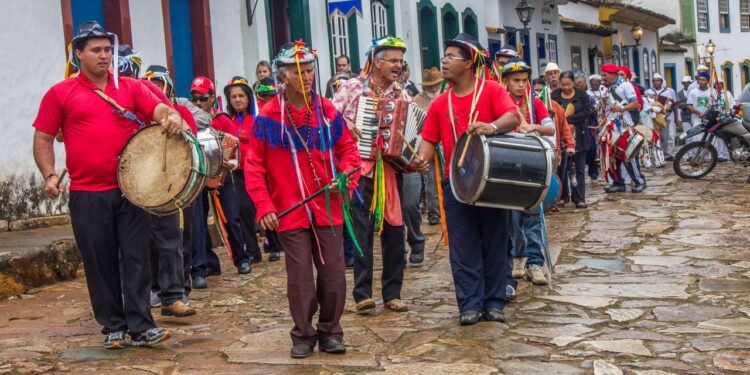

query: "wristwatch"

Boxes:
[489, 123, 499, 135]
[45, 173, 57, 181]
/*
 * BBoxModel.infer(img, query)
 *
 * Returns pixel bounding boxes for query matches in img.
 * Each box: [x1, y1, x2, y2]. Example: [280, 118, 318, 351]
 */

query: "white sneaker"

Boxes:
[150, 291, 161, 308]
[512, 257, 527, 279]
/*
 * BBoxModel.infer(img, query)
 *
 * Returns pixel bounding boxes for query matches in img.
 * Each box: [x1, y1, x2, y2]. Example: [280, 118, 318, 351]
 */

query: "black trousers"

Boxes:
[352, 175, 405, 303]
[570, 151, 587, 204]
[69, 189, 155, 335]
[191, 191, 222, 278]
[232, 170, 262, 258]
[149, 213, 185, 305]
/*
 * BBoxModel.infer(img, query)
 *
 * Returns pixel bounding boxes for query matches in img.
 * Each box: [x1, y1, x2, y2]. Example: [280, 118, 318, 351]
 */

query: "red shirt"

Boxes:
[138, 80, 196, 135]
[244, 95, 361, 232]
[421, 80, 518, 178]
[33, 73, 161, 191]
[214, 113, 253, 170]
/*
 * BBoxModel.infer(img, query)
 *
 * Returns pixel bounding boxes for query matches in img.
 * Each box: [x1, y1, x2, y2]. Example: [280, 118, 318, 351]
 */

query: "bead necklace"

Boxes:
[284, 92, 325, 186]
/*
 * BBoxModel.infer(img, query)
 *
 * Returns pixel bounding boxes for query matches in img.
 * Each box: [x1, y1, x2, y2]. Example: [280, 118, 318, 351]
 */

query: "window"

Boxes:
[742, 0, 750, 31]
[685, 57, 694, 77]
[651, 51, 657, 75]
[612, 45, 621, 66]
[330, 11, 349, 60]
[537, 33, 546, 60]
[547, 35, 558, 63]
[719, 0, 730, 32]
[741, 60, 750, 87]
[643, 49, 650, 88]
[371, 1, 388, 39]
[722, 63, 734, 94]
[697, 0, 709, 32]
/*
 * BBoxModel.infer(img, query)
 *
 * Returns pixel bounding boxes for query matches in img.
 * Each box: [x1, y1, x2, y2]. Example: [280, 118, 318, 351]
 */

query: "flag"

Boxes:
[328, 0, 362, 15]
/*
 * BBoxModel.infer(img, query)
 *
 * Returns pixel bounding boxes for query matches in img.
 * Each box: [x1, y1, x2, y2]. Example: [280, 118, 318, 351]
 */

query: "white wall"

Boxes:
[210, 0, 247, 99]
[0, 0, 69, 220]
[129, 0, 167, 68]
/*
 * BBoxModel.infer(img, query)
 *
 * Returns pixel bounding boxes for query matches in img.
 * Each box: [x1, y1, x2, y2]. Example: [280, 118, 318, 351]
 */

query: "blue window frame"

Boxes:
[71, 0, 105, 30]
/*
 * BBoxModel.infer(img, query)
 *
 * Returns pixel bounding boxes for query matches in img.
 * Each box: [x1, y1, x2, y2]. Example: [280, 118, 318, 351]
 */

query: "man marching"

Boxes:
[32, 21, 184, 348]
[245, 41, 361, 358]
[645, 73, 677, 159]
[332, 36, 412, 314]
[415, 33, 520, 325]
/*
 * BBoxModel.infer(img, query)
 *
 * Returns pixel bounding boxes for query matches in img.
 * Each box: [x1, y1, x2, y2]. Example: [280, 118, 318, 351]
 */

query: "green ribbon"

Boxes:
[323, 171, 363, 257]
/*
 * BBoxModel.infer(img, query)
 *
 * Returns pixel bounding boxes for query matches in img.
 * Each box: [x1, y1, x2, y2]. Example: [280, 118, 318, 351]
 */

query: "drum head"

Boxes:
[450, 133, 487, 204]
[118, 125, 194, 208]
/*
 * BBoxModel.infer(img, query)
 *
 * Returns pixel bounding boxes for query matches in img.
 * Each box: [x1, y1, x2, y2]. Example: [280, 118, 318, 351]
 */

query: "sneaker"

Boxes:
[131, 327, 171, 346]
[192, 276, 208, 289]
[269, 251, 281, 261]
[161, 300, 196, 317]
[505, 284, 517, 301]
[103, 331, 126, 349]
[604, 185, 626, 193]
[345, 258, 354, 268]
[526, 264, 549, 286]
[384, 298, 408, 312]
[237, 262, 251, 274]
[150, 291, 161, 308]
[631, 183, 647, 193]
[356, 298, 376, 315]
[483, 308, 505, 322]
[511, 257, 527, 279]
[459, 310, 482, 326]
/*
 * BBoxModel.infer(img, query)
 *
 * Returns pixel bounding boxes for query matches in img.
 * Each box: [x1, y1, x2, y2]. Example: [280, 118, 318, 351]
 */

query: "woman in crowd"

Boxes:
[252, 61, 272, 93]
[552, 71, 593, 209]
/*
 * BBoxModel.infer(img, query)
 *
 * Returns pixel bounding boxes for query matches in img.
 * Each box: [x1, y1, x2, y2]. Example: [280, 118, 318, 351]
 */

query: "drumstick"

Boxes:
[56, 168, 68, 189]
[395, 128, 418, 157]
[162, 133, 168, 172]
[457, 111, 480, 168]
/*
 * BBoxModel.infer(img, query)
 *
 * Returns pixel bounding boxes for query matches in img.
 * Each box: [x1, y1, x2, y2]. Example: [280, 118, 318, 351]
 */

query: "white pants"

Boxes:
[660, 116, 676, 155]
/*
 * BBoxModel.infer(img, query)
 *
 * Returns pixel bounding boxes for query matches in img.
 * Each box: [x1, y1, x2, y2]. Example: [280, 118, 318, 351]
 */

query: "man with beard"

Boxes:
[332, 36, 413, 315]
[544, 62, 561, 91]
[414, 33, 520, 325]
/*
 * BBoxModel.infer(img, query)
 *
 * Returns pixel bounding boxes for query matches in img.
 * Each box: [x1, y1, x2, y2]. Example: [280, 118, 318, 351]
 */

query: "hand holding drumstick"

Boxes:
[458, 111, 486, 168]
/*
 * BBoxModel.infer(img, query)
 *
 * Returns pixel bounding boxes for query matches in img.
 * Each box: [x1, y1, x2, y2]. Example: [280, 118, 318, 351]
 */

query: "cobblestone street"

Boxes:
[2, 165, 750, 374]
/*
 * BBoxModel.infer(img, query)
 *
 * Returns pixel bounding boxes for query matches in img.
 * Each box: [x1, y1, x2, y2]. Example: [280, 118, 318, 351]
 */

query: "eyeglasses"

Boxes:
[376, 58, 404, 65]
[191, 96, 211, 103]
[441, 55, 468, 61]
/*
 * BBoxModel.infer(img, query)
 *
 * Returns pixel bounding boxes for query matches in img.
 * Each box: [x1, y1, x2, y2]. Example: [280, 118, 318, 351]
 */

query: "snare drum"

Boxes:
[450, 132, 555, 212]
[613, 127, 645, 161]
[197, 128, 223, 178]
[118, 125, 207, 215]
[206, 131, 239, 189]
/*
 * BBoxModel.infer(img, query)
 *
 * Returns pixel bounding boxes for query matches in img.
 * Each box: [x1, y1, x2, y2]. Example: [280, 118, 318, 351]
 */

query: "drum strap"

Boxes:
[90, 88, 147, 128]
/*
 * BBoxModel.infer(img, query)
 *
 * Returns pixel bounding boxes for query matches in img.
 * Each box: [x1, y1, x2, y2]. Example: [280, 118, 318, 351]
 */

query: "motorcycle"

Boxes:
[673, 103, 750, 179]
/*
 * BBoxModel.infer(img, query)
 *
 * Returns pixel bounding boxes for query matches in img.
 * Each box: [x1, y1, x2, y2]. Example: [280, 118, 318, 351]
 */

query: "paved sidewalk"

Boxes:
[1, 165, 749, 374]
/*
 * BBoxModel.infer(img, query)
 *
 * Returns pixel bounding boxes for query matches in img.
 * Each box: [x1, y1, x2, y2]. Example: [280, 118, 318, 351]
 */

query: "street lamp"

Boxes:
[515, 0, 535, 30]
[706, 39, 716, 56]
[630, 23, 643, 46]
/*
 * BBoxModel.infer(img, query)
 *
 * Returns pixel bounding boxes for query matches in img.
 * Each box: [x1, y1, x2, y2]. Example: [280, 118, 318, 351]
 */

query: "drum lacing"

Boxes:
[175, 199, 185, 230]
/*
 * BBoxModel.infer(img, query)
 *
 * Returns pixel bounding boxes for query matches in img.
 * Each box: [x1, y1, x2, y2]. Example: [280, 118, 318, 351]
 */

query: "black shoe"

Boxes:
[505, 285, 517, 301]
[604, 185, 626, 193]
[483, 308, 505, 322]
[250, 254, 263, 264]
[631, 184, 646, 193]
[459, 310, 482, 326]
[428, 217, 440, 225]
[237, 262, 251, 274]
[345, 258, 354, 268]
[131, 327, 171, 346]
[319, 338, 346, 354]
[192, 276, 207, 289]
[269, 251, 281, 261]
[665, 156, 674, 161]
[290, 343, 314, 358]
[206, 268, 221, 277]
[409, 243, 425, 265]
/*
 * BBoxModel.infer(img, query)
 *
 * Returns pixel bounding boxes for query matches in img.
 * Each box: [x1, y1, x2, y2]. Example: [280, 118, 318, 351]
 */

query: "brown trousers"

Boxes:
[277, 226, 346, 345]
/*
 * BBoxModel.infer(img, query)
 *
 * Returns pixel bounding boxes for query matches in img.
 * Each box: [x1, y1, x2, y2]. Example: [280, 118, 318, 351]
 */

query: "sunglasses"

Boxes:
[191, 96, 211, 103]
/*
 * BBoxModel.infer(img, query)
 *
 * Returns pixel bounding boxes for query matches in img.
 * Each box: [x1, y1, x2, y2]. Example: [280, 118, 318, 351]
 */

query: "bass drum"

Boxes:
[118, 125, 207, 215]
[522, 174, 561, 215]
[450, 132, 555, 212]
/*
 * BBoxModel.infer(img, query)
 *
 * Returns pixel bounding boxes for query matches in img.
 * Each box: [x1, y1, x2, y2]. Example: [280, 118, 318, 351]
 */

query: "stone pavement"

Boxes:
[1, 164, 750, 374]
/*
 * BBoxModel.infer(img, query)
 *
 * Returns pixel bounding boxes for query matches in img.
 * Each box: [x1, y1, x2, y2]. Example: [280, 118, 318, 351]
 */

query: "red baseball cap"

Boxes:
[618, 66, 632, 79]
[190, 76, 215, 94]
[601, 64, 619, 74]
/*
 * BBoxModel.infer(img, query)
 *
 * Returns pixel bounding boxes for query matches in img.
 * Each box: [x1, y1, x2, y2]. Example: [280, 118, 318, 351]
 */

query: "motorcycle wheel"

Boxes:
[673, 142, 718, 179]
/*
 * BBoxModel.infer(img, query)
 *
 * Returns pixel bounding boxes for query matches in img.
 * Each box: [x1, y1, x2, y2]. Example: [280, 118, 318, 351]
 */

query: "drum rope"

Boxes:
[434, 151, 449, 246]
[210, 190, 234, 259]
[538, 205, 554, 288]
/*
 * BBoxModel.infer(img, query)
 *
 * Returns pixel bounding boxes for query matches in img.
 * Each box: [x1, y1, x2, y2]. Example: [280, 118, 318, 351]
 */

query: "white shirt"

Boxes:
[687, 86, 717, 125]
[606, 79, 638, 126]
[645, 86, 676, 101]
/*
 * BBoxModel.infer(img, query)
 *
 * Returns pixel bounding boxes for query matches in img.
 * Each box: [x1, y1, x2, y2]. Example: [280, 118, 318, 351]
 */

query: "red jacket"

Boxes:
[244, 95, 361, 231]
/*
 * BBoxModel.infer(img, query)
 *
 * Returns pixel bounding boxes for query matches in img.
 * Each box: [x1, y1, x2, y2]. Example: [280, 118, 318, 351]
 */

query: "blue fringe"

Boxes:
[252, 114, 344, 151]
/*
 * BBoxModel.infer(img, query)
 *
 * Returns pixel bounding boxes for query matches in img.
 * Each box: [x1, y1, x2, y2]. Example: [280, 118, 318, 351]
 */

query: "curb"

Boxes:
[0, 215, 72, 232]
[0, 239, 81, 300]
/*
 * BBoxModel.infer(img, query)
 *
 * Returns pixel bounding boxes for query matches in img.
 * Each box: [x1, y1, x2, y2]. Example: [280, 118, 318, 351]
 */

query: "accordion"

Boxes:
[354, 97, 427, 172]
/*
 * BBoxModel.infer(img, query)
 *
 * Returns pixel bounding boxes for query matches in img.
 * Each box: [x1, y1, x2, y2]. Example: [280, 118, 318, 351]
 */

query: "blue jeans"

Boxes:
[510, 211, 545, 266]
[442, 179, 510, 313]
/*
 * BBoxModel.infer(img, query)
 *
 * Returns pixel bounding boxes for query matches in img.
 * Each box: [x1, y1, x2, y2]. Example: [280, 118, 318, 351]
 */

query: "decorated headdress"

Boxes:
[223, 75, 258, 116]
[502, 58, 533, 77]
[256, 77, 278, 96]
[272, 40, 318, 111]
[66, 20, 120, 87]
[360, 36, 407, 77]
[444, 33, 490, 70]
[496, 45, 519, 58]
[143, 65, 175, 100]
[117, 44, 142, 77]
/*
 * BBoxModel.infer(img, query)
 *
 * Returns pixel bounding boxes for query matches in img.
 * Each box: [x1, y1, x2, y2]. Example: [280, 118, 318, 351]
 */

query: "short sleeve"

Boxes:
[622, 84, 637, 102]
[32, 88, 64, 136]
[132, 80, 162, 123]
[420, 96, 442, 144]
[490, 84, 519, 120]
[533, 97, 552, 125]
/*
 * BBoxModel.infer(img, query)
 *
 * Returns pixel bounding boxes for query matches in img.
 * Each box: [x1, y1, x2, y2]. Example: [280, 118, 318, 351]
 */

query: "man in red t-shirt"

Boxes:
[32, 21, 185, 348]
[188, 76, 253, 289]
[415, 33, 520, 326]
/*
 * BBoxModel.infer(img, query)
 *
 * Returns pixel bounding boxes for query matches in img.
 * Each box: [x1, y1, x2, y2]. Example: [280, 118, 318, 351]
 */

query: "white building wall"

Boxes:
[309, 1, 335, 88]
[238, 0, 270, 83]
[0, 0, 69, 220]
[129, 0, 168, 68]
[399, 0, 423, 78]
[210, 0, 247, 99]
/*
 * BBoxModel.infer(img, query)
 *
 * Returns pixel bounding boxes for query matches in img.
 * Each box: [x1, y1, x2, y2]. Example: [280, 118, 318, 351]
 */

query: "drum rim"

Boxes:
[522, 134, 554, 213]
[197, 128, 224, 178]
[449, 134, 490, 205]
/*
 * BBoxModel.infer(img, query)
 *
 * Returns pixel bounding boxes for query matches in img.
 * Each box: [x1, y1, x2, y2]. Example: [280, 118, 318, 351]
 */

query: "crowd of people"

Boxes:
[31, 19, 726, 358]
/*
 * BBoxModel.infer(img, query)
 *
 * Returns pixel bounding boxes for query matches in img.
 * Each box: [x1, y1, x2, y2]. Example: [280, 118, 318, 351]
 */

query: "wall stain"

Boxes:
[0, 173, 69, 221]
